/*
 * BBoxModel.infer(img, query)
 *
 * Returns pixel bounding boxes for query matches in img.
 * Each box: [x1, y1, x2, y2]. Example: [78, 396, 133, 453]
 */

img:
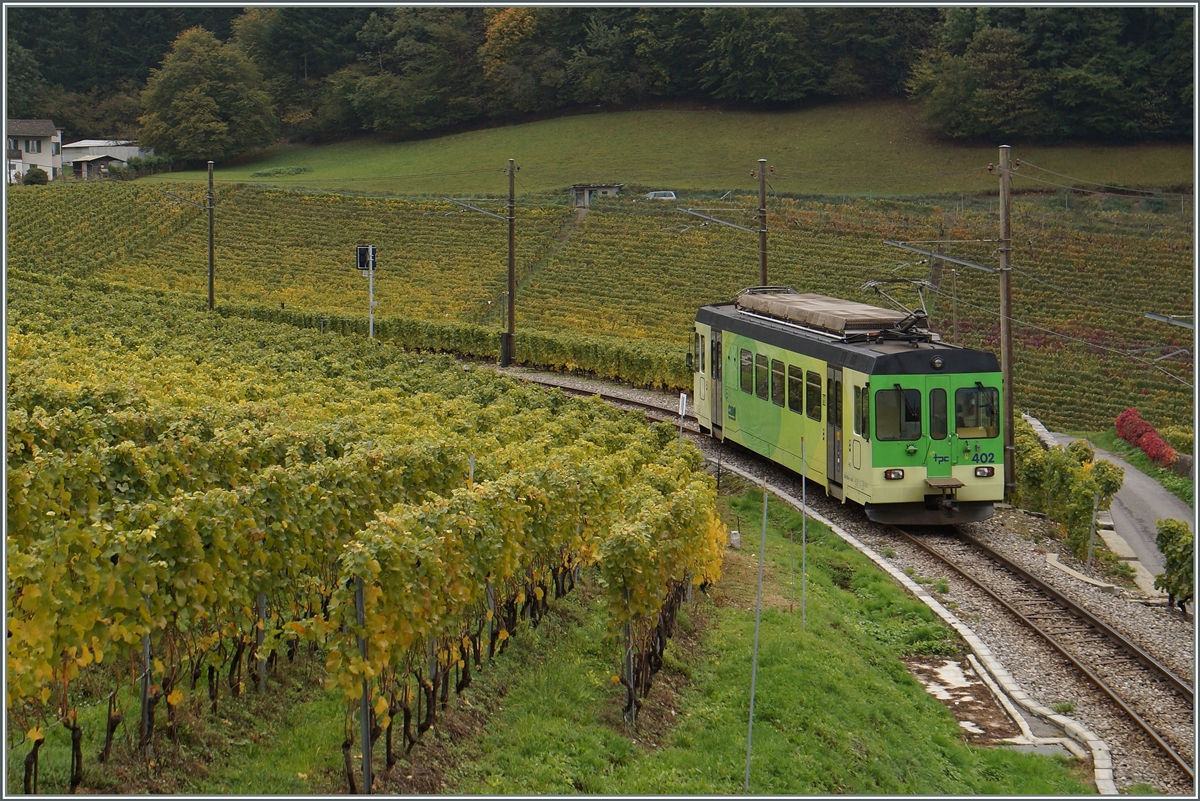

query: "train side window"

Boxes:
[828, 379, 842, 426]
[930, 388, 947, 440]
[700, 335, 706, 374]
[860, 387, 870, 440]
[770, 360, 785, 406]
[755, 354, 768, 399]
[787, 365, 803, 413]
[955, 386, 1000, 438]
[711, 339, 721, 381]
[805, 371, 821, 421]
[875, 387, 921, 441]
[739, 349, 753, 393]
[853, 386, 869, 438]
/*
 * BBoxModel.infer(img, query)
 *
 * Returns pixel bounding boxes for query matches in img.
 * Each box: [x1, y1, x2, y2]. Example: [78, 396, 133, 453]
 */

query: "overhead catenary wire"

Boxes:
[921, 284, 1193, 385]
[1018, 160, 1193, 198]
[1009, 265, 1156, 319]
[1011, 169, 1190, 200]
[770, 165, 992, 185]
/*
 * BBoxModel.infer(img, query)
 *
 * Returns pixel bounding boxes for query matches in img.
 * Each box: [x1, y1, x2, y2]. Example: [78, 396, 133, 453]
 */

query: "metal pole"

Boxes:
[368, 249, 374, 339]
[355, 578, 372, 794]
[757, 158, 767, 286]
[678, 393, 687, 453]
[207, 160, 215, 311]
[998, 146, 1015, 501]
[257, 591, 267, 692]
[1086, 491, 1100, 567]
[140, 632, 151, 747]
[744, 473, 769, 793]
[503, 158, 516, 366]
[951, 268, 959, 345]
[801, 438, 807, 631]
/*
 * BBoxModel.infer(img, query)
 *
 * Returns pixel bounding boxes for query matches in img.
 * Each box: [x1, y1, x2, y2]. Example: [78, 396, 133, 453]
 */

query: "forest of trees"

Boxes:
[6, 6, 1193, 162]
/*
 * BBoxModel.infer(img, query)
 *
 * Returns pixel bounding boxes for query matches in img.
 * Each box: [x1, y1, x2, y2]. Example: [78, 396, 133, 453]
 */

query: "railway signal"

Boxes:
[356, 245, 377, 338]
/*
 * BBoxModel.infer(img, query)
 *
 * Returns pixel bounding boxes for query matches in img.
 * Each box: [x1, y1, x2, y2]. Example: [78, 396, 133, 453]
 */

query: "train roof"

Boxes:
[737, 291, 909, 334]
[698, 290, 1000, 376]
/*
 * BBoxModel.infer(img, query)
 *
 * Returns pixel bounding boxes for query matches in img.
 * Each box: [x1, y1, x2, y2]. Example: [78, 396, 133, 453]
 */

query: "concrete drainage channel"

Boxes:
[712, 458, 1118, 795]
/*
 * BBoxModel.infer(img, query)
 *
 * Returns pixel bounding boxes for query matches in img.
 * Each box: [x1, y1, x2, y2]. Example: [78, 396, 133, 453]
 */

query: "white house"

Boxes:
[6, 119, 64, 182]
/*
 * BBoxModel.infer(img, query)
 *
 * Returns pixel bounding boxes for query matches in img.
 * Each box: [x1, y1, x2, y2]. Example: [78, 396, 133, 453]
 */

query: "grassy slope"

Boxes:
[1082, 429, 1194, 508]
[443, 484, 1091, 795]
[149, 99, 1192, 197]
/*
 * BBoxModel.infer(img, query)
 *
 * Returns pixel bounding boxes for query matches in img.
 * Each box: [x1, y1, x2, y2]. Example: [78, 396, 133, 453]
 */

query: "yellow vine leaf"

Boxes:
[26, 727, 43, 742]
[166, 689, 183, 706]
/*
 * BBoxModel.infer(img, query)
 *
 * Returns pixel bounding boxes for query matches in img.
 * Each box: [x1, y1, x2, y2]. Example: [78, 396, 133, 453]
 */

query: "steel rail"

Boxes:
[893, 526, 1193, 781]
[518, 375, 702, 433]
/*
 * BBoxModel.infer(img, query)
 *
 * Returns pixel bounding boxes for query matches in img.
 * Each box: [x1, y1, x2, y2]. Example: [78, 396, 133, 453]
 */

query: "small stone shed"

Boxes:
[569, 183, 623, 207]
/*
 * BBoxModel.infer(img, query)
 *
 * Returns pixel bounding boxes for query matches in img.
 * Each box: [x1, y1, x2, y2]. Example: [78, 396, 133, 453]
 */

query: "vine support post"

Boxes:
[257, 591, 267, 692]
[355, 577, 372, 794]
[486, 582, 495, 656]
[140, 631, 152, 751]
[623, 587, 635, 729]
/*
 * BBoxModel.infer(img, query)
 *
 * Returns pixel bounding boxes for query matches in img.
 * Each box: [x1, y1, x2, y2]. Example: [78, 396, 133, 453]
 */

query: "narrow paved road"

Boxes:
[1048, 433, 1194, 576]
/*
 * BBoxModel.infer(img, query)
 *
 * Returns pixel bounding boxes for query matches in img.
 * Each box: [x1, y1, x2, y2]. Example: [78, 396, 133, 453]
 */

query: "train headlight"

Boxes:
[931, 356, 945, 370]
[884, 469, 905, 480]
[975, 466, 995, 478]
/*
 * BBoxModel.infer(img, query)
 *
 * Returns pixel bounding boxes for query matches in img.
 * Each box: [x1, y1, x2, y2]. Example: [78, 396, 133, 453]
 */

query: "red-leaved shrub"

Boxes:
[1115, 407, 1177, 467]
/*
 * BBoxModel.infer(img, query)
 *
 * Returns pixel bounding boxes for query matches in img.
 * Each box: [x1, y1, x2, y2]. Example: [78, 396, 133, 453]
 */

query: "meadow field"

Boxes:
[150, 100, 1193, 197]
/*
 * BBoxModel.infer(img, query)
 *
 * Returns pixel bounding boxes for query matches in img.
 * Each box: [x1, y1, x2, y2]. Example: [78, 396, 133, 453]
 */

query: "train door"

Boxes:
[926, 376, 953, 478]
[710, 330, 723, 441]
[826, 367, 844, 500]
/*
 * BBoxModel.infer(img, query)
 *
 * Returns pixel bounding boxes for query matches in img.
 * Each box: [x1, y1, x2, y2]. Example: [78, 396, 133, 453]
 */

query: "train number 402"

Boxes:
[971, 452, 996, 463]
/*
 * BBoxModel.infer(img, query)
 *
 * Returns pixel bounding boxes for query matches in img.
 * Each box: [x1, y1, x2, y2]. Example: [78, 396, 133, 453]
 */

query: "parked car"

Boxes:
[645, 190, 676, 200]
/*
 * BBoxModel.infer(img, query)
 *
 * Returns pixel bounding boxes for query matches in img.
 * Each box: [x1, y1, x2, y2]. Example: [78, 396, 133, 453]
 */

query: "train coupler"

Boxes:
[924, 477, 966, 518]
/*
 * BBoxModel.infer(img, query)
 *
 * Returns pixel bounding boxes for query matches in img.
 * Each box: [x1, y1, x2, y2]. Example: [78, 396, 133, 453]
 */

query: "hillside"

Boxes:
[147, 100, 1194, 197]
[8, 168, 1192, 433]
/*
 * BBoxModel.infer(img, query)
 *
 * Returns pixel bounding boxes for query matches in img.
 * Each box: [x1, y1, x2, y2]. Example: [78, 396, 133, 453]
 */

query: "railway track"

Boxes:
[520, 374, 701, 433]
[893, 525, 1194, 783]
[513, 367, 1195, 790]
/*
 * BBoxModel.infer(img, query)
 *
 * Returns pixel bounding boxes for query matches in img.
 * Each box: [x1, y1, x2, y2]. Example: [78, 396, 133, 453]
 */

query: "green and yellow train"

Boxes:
[690, 287, 1004, 525]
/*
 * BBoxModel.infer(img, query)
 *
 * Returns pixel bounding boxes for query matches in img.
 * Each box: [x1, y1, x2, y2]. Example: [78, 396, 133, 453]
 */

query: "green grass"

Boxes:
[147, 99, 1192, 197]
[444, 483, 1092, 795]
[4, 657, 345, 795]
[1083, 429, 1194, 508]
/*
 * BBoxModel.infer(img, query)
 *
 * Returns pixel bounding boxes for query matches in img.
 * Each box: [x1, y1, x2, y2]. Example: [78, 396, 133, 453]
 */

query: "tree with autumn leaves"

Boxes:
[138, 27, 278, 164]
